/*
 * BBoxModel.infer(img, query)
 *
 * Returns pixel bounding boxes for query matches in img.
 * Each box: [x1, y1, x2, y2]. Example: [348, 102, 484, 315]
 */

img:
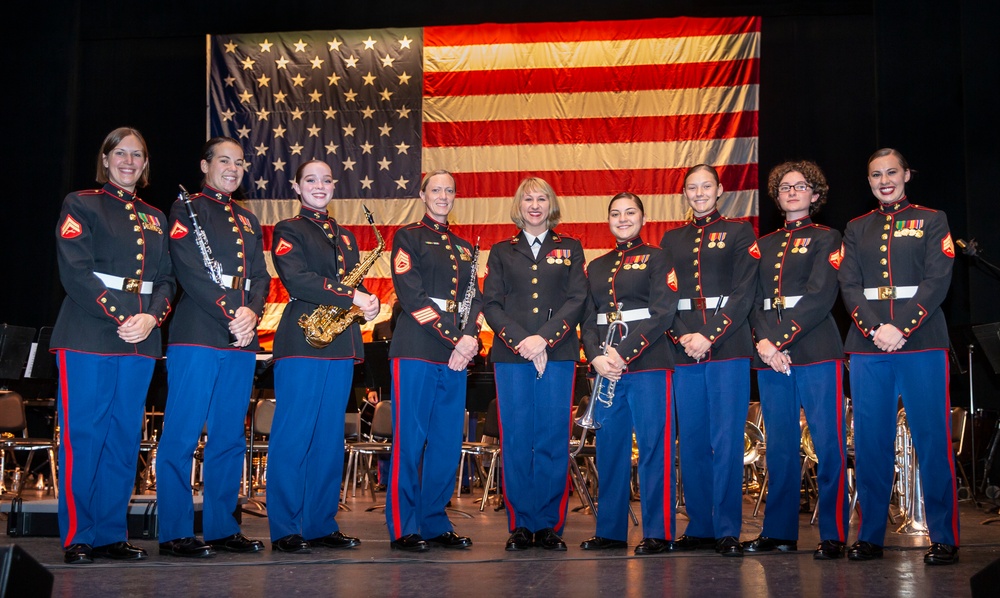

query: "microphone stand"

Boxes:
[957, 239, 1000, 522]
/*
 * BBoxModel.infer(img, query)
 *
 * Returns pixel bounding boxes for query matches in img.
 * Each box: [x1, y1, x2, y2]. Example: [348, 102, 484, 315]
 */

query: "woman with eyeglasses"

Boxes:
[660, 164, 758, 557]
[839, 148, 959, 565]
[742, 160, 849, 560]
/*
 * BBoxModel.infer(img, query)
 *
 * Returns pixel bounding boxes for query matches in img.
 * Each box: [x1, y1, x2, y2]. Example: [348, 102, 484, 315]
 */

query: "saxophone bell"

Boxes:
[299, 205, 385, 349]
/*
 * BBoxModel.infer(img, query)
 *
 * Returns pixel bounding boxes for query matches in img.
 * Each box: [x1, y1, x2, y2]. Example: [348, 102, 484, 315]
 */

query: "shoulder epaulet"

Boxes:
[847, 209, 879, 224]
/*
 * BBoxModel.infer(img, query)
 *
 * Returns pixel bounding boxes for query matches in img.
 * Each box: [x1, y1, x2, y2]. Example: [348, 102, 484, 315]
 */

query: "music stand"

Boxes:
[23, 327, 54, 380]
[0, 325, 37, 384]
[972, 323, 1000, 524]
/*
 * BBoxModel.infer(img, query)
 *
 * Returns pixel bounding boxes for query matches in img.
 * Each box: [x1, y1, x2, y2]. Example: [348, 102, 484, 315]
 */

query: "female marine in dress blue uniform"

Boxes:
[743, 161, 850, 559]
[579, 192, 679, 555]
[52, 127, 175, 564]
[157, 137, 270, 558]
[839, 148, 959, 565]
[660, 164, 758, 556]
[483, 177, 588, 551]
[385, 170, 484, 552]
[266, 160, 380, 553]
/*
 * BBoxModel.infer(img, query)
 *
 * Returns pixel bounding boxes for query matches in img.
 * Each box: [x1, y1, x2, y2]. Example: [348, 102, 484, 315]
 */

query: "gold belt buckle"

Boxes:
[606, 311, 621, 323]
[230, 276, 246, 290]
[772, 296, 784, 309]
[692, 298, 708, 310]
[878, 286, 897, 300]
[445, 300, 457, 313]
[123, 278, 141, 294]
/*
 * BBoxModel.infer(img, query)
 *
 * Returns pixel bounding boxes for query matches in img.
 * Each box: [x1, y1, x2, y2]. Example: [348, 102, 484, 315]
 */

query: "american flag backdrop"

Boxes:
[208, 16, 760, 349]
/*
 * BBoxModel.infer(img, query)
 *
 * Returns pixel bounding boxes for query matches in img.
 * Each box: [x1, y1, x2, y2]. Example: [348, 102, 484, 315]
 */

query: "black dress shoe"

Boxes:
[742, 536, 798, 553]
[534, 528, 567, 551]
[92, 541, 148, 560]
[673, 534, 716, 551]
[716, 536, 744, 557]
[159, 537, 215, 558]
[924, 543, 959, 565]
[272, 534, 312, 554]
[634, 538, 669, 555]
[206, 532, 265, 553]
[64, 543, 93, 565]
[847, 541, 883, 561]
[309, 531, 361, 549]
[426, 531, 473, 549]
[813, 539, 846, 560]
[390, 534, 429, 552]
[580, 536, 627, 550]
[505, 527, 533, 551]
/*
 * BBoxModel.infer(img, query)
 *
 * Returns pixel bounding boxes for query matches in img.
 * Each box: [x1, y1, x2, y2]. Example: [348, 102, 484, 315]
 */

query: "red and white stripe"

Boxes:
[244, 16, 759, 349]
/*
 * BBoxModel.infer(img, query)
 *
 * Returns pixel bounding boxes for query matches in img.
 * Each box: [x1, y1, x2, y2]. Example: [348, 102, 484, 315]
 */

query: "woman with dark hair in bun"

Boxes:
[157, 136, 269, 558]
[579, 192, 678, 555]
[839, 148, 959, 565]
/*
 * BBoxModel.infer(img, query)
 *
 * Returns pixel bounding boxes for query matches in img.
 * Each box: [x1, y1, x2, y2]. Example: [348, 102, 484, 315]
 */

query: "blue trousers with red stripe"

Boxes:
[494, 360, 574, 534]
[267, 357, 352, 541]
[385, 358, 465, 540]
[593, 369, 675, 541]
[757, 361, 849, 542]
[156, 346, 255, 542]
[850, 350, 959, 547]
[56, 350, 153, 548]
[674, 358, 750, 539]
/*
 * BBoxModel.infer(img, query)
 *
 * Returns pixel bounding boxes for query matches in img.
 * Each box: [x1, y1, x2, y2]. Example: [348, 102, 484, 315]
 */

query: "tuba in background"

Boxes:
[299, 205, 385, 349]
[894, 408, 929, 535]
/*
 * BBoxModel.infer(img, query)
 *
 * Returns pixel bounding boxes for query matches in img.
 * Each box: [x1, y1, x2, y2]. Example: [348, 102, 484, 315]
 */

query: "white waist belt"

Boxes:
[430, 297, 458, 313]
[764, 295, 803, 310]
[677, 296, 729, 311]
[597, 308, 650, 325]
[220, 274, 251, 291]
[863, 286, 917, 301]
[95, 271, 152, 294]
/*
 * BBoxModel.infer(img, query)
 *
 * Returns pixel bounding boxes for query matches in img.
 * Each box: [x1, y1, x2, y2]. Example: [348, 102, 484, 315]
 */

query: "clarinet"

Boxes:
[458, 237, 480, 329]
[178, 185, 238, 345]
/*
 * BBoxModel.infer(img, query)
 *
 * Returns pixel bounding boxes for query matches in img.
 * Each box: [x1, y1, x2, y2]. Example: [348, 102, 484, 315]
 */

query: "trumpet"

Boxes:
[576, 310, 629, 430]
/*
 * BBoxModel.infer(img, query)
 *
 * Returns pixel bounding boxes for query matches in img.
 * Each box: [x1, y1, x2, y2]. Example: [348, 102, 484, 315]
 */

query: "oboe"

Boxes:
[178, 185, 238, 345]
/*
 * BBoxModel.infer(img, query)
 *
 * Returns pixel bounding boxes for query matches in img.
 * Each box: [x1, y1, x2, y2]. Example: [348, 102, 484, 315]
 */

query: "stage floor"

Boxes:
[2, 484, 999, 597]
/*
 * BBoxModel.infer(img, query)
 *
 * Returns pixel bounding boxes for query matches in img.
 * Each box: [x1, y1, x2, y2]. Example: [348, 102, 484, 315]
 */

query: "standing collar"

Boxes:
[202, 185, 232, 204]
[299, 206, 330, 222]
[102, 182, 136, 203]
[878, 197, 910, 214]
[783, 216, 813, 231]
[692, 210, 722, 227]
[615, 236, 645, 251]
[422, 214, 449, 231]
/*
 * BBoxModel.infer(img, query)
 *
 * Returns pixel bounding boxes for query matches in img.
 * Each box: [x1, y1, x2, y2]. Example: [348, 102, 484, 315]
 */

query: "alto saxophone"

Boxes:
[298, 205, 384, 349]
